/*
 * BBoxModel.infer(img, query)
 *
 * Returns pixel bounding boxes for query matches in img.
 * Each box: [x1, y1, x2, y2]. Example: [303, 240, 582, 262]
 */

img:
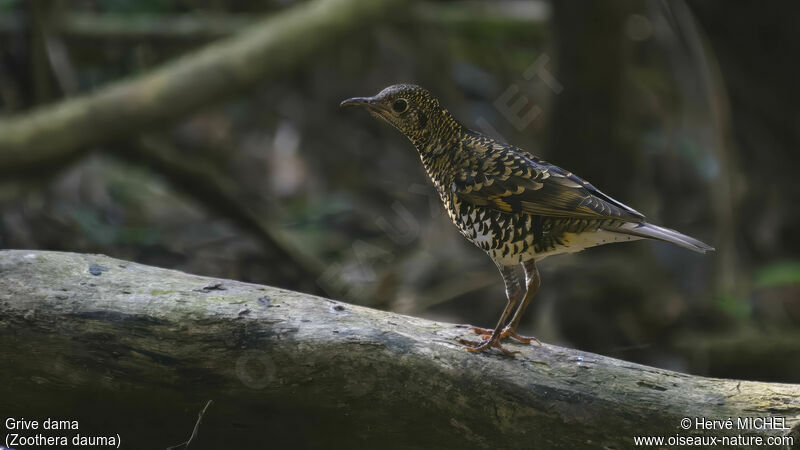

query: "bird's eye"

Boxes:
[392, 99, 409, 114]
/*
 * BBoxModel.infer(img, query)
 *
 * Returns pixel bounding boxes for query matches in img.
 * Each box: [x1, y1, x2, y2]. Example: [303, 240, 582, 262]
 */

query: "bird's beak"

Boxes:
[340, 96, 375, 109]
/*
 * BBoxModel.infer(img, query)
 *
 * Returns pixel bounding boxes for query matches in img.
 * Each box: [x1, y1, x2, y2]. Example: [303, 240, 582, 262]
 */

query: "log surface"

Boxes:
[0, 250, 798, 449]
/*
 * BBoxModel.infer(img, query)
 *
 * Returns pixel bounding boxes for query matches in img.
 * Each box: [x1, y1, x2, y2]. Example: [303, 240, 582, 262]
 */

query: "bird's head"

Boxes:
[341, 84, 456, 146]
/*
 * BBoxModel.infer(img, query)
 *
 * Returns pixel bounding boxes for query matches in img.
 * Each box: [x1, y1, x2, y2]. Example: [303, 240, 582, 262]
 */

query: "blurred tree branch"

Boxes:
[115, 135, 327, 292]
[0, 0, 406, 176]
[0, 0, 406, 290]
[673, 327, 800, 382]
[0, 2, 546, 42]
[2, 250, 798, 449]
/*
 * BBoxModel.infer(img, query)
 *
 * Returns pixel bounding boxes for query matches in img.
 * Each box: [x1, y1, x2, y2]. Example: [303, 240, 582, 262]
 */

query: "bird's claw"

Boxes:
[458, 338, 518, 356]
[469, 326, 542, 346]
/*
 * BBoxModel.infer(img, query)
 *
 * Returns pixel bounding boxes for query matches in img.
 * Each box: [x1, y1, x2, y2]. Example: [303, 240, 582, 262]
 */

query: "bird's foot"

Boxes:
[469, 326, 542, 346]
[458, 337, 518, 356]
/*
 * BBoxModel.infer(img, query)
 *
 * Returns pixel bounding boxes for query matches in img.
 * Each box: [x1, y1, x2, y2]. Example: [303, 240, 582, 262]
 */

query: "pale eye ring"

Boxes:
[392, 98, 409, 114]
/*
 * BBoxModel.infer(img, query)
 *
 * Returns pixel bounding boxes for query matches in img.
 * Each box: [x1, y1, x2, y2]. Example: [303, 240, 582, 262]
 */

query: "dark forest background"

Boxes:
[1, 0, 798, 383]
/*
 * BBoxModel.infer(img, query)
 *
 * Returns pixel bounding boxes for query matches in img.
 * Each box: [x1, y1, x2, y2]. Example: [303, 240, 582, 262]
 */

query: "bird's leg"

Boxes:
[468, 266, 531, 343]
[459, 264, 522, 355]
[471, 260, 542, 345]
[502, 259, 542, 345]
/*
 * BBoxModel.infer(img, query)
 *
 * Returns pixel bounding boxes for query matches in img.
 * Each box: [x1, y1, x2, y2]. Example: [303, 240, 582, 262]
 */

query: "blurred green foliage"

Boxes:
[755, 261, 800, 288]
[714, 293, 750, 321]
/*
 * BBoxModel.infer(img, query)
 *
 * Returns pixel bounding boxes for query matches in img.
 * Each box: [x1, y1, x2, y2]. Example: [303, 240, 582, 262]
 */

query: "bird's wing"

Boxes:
[453, 143, 645, 222]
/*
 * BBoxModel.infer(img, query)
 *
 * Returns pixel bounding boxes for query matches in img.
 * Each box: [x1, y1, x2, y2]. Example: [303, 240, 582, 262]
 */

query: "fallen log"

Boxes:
[0, 250, 797, 449]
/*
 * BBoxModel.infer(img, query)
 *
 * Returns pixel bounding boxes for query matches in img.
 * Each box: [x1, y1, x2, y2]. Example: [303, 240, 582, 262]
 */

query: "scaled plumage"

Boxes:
[342, 84, 713, 354]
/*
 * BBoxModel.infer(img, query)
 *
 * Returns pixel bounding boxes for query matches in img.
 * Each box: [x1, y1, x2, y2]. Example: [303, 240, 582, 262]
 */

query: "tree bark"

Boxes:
[0, 0, 406, 176]
[0, 250, 798, 449]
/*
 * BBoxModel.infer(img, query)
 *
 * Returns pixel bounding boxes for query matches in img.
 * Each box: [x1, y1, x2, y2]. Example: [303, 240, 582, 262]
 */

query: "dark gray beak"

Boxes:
[340, 96, 375, 108]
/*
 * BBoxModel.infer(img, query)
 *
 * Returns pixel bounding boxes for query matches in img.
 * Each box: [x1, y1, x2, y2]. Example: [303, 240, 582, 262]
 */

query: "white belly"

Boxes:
[532, 230, 642, 261]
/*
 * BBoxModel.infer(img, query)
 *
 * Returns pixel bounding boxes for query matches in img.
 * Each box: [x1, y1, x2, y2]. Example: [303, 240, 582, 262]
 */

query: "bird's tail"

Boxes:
[606, 222, 715, 254]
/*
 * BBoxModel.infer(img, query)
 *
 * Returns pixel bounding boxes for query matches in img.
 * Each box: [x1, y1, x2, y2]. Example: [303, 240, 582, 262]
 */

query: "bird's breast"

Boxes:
[446, 196, 539, 265]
